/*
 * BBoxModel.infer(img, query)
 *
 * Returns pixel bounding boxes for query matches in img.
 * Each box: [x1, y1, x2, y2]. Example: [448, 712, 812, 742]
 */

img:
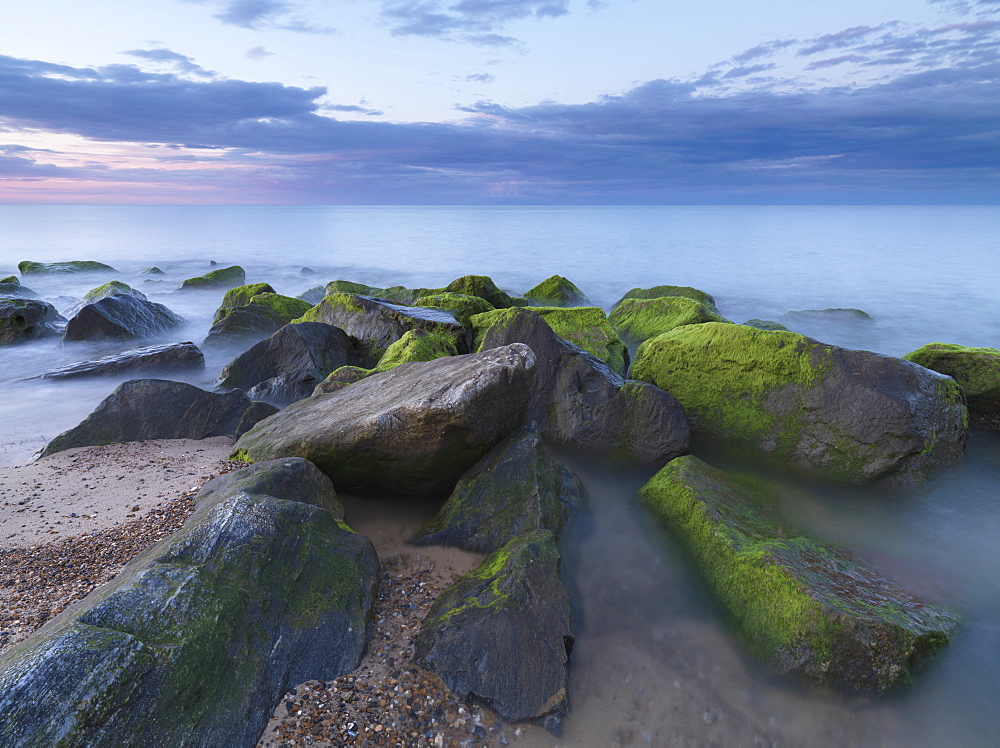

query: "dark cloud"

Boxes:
[797, 24, 897, 56]
[465, 72, 497, 82]
[729, 39, 798, 65]
[380, 0, 577, 43]
[124, 48, 215, 78]
[806, 54, 869, 70]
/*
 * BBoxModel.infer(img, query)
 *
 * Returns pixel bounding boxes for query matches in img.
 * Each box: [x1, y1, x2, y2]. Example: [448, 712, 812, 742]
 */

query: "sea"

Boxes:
[1, 204, 999, 746]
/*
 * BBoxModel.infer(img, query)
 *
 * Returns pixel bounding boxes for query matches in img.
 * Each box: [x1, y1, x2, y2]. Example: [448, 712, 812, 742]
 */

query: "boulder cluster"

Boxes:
[2, 263, 993, 745]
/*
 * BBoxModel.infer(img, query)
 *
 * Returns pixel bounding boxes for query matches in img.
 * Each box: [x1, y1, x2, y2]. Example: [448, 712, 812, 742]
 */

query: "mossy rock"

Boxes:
[248, 292, 312, 321]
[323, 280, 417, 305]
[472, 306, 628, 377]
[413, 529, 572, 722]
[0, 298, 63, 345]
[140, 267, 165, 276]
[18, 260, 118, 275]
[609, 296, 731, 344]
[0, 276, 18, 285]
[640, 455, 958, 693]
[904, 342, 1000, 428]
[64, 281, 147, 319]
[745, 319, 789, 331]
[297, 286, 326, 305]
[414, 292, 495, 328]
[313, 365, 375, 396]
[631, 322, 967, 484]
[612, 284, 716, 310]
[213, 283, 276, 324]
[412, 425, 583, 553]
[442, 275, 514, 309]
[178, 265, 246, 290]
[373, 329, 460, 372]
[523, 275, 588, 307]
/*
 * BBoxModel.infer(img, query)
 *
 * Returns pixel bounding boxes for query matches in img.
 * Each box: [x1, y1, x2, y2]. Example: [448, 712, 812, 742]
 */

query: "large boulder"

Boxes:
[0, 298, 63, 345]
[415, 292, 495, 329]
[608, 296, 731, 344]
[18, 260, 117, 275]
[41, 379, 278, 456]
[473, 308, 689, 464]
[64, 295, 184, 342]
[177, 265, 246, 290]
[631, 323, 968, 485]
[205, 292, 312, 344]
[296, 293, 468, 365]
[414, 529, 573, 724]
[639, 456, 959, 693]
[212, 283, 276, 323]
[523, 275, 588, 307]
[63, 281, 147, 319]
[233, 343, 537, 496]
[217, 322, 362, 406]
[441, 274, 514, 309]
[0, 277, 38, 298]
[904, 343, 1000, 428]
[39, 342, 205, 380]
[412, 424, 583, 553]
[0, 459, 378, 747]
[474, 306, 628, 377]
[612, 283, 716, 309]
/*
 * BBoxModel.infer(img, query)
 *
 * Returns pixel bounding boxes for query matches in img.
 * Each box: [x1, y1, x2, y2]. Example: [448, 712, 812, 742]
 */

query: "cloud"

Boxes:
[246, 45, 274, 59]
[380, 0, 580, 43]
[210, 0, 333, 33]
[124, 48, 216, 78]
[806, 54, 869, 70]
[464, 72, 497, 82]
[322, 101, 385, 116]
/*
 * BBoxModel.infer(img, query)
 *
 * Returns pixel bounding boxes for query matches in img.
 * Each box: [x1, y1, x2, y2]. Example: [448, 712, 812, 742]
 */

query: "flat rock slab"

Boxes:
[414, 529, 573, 723]
[38, 342, 205, 380]
[639, 455, 959, 693]
[41, 379, 278, 457]
[0, 459, 379, 747]
[234, 343, 537, 496]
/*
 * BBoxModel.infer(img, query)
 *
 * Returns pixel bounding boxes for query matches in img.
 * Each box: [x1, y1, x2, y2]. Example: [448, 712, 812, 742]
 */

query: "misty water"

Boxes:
[2, 205, 999, 746]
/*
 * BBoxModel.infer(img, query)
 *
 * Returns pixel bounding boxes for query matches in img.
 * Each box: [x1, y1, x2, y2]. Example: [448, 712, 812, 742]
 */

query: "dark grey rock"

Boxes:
[63, 281, 148, 320]
[41, 379, 278, 456]
[64, 295, 184, 342]
[203, 304, 284, 344]
[18, 260, 118, 275]
[297, 286, 326, 305]
[177, 266, 246, 290]
[414, 529, 573, 723]
[412, 424, 583, 553]
[38, 342, 205, 380]
[234, 343, 537, 496]
[0, 298, 63, 345]
[0, 460, 378, 747]
[192, 456, 343, 516]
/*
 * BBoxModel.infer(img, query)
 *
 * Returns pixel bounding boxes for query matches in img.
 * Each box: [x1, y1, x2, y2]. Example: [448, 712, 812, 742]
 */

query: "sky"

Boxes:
[0, 0, 998, 204]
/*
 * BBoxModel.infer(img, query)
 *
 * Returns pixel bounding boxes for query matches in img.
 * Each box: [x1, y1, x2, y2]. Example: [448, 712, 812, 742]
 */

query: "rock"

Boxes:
[0, 459, 378, 747]
[18, 260, 118, 275]
[218, 322, 362, 407]
[301, 266, 316, 275]
[631, 322, 968, 484]
[324, 280, 416, 304]
[0, 275, 17, 284]
[0, 298, 63, 345]
[212, 283, 276, 324]
[0, 278, 38, 298]
[63, 281, 148, 319]
[203, 305, 284, 343]
[904, 343, 1000, 428]
[639, 455, 959, 693]
[297, 285, 327, 305]
[523, 275, 588, 307]
[41, 379, 278, 456]
[372, 328, 460, 370]
[474, 308, 688, 463]
[474, 306, 628, 377]
[296, 293, 468, 365]
[414, 529, 573, 723]
[39, 342, 205, 380]
[312, 365, 373, 395]
[191, 456, 344, 516]
[612, 283, 716, 309]
[177, 265, 246, 290]
[412, 424, 583, 553]
[442, 275, 514, 309]
[140, 266, 165, 275]
[63, 294, 184, 342]
[415, 292, 496, 329]
[233, 343, 537, 496]
[745, 318, 789, 331]
[609, 296, 731, 344]
[781, 308, 874, 325]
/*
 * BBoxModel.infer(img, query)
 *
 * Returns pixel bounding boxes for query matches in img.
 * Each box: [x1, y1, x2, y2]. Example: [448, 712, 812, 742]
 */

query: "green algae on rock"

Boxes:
[639, 455, 959, 693]
[745, 318, 789, 331]
[472, 306, 629, 376]
[414, 528, 573, 723]
[412, 424, 583, 553]
[612, 283, 716, 310]
[608, 296, 731, 344]
[212, 282, 276, 323]
[415, 292, 496, 329]
[324, 280, 418, 304]
[372, 328, 460, 371]
[631, 322, 967, 484]
[904, 342, 1000, 428]
[64, 280, 147, 319]
[442, 274, 515, 309]
[313, 365, 374, 395]
[18, 260, 118, 275]
[523, 275, 588, 307]
[177, 265, 246, 290]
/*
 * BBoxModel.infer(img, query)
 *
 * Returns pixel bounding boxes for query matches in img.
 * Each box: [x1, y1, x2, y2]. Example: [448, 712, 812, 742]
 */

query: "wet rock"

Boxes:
[211, 282, 275, 324]
[0, 459, 378, 747]
[63, 281, 149, 319]
[904, 342, 1000, 428]
[441, 274, 515, 309]
[0, 298, 63, 345]
[523, 275, 588, 307]
[140, 267, 165, 276]
[412, 424, 583, 553]
[41, 379, 278, 456]
[0, 278, 38, 299]
[324, 280, 417, 304]
[296, 285, 326, 305]
[414, 529, 573, 723]
[612, 283, 716, 310]
[38, 342, 205, 380]
[64, 295, 184, 342]
[631, 322, 968, 485]
[415, 292, 496, 329]
[217, 322, 361, 406]
[745, 318, 789, 331]
[312, 365, 373, 396]
[609, 296, 731, 344]
[472, 308, 688, 464]
[177, 265, 246, 290]
[296, 293, 468, 365]
[781, 308, 874, 325]
[18, 260, 118, 275]
[233, 343, 537, 496]
[639, 455, 959, 693]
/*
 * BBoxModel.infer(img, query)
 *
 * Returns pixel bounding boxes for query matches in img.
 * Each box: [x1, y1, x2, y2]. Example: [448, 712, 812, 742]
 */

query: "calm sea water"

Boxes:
[2, 205, 999, 746]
